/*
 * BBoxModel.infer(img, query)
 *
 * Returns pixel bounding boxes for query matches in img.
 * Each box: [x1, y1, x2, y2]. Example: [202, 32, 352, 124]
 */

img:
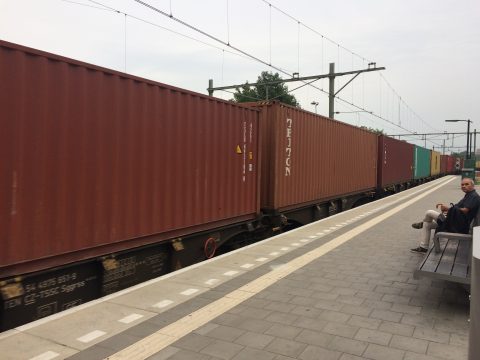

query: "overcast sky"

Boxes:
[1, 0, 479, 152]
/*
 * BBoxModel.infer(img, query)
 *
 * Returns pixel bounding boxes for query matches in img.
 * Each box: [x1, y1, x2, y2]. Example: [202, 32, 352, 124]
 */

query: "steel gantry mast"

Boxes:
[207, 62, 385, 119]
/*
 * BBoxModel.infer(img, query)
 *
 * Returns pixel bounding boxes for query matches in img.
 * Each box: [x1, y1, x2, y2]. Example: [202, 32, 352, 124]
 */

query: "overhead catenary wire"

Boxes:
[81, 1, 252, 61]
[71, 0, 426, 135]
[132, 0, 420, 134]
[258, 0, 439, 134]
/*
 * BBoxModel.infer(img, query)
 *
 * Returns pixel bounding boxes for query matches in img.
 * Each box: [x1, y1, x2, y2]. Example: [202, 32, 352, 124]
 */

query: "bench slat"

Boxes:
[451, 263, 469, 278]
[436, 239, 459, 275]
[454, 240, 471, 266]
[420, 239, 447, 273]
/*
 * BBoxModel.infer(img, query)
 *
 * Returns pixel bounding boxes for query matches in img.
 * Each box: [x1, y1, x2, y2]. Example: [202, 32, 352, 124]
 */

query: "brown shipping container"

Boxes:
[440, 155, 448, 174]
[250, 102, 377, 211]
[377, 135, 414, 188]
[447, 156, 455, 173]
[0, 41, 260, 276]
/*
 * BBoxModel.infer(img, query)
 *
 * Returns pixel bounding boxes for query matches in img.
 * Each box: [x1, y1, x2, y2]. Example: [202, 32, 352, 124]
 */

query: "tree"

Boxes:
[360, 126, 385, 135]
[232, 71, 300, 107]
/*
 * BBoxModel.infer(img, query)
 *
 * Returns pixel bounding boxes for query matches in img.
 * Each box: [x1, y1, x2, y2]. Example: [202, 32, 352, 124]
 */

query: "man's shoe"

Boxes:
[411, 222, 423, 229]
[410, 246, 428, 253]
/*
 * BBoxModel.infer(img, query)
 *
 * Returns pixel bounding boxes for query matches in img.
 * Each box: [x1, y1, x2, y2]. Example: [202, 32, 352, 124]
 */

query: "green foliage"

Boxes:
[232, 71, 300, 107]
[360, 126, 385, 135]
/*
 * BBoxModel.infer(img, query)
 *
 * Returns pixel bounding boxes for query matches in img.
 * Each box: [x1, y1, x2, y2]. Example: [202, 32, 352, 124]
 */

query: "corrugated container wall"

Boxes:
[377, 136, 414, 188]
[250, 102, 377, 211]
[440, 155, 448, 174]
[0, 41, 260, 275]
[413, 146, 431, 179]
[430, 151, 441, 176]
[446, 156, 455, 173]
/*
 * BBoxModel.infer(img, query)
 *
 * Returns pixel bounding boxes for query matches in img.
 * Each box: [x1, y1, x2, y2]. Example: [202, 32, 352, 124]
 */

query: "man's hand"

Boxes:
[436, 203, 450, 212]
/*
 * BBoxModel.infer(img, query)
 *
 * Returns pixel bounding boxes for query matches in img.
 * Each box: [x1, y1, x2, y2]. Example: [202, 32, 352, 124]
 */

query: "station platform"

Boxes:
[0, 175, 471, 360]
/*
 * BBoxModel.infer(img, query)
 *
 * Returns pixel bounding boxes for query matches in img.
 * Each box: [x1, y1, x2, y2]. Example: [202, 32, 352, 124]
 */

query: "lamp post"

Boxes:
[445, 119, 472, 159]
[311, 101, 319, 114]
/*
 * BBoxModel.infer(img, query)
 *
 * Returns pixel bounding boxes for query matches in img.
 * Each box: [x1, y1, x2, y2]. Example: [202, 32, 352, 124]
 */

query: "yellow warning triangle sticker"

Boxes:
[236, 145, 242, 154]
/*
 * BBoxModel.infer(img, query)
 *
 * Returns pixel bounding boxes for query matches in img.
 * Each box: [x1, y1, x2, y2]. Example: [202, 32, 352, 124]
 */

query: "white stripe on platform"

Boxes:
[241, 263, 254, 269]
[77, 330, 106, 343]
[153, 300, 174, 308]
[29, 351, 60, 360]
[223, 270, 239, 276]
[256, 257, 268, 262]
[205, 278, 219, 285]
[180, 288, 199, 296]
[119, 313, 144, 324]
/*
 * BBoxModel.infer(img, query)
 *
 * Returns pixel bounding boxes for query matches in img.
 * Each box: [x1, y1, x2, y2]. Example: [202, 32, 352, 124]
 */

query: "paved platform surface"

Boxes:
[0, 176, 471, 360]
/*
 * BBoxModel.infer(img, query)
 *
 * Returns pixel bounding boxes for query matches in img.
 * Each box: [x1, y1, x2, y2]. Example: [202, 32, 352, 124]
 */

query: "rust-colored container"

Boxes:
[0, 40, 260, 276]
[447, 156, 455, 173]
[377, 135, 414, 188]
[248, 102, 377, 212]
[440, 155, 448, 174]
[430, 150, 441, 176]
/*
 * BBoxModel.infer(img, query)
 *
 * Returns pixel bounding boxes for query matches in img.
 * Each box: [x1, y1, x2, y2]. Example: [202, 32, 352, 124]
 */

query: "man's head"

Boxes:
[461, 178, 475, 193]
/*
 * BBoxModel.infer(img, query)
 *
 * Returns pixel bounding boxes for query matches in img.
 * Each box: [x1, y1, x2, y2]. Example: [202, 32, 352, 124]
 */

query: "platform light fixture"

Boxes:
[311, 101, 319, 114]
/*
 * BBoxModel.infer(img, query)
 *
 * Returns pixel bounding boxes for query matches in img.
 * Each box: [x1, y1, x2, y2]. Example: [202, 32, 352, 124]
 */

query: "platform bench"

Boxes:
[414, 232, 472, 285]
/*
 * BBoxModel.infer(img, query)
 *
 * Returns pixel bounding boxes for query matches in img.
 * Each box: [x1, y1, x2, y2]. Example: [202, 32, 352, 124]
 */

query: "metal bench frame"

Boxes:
[414, 211, 480, 285]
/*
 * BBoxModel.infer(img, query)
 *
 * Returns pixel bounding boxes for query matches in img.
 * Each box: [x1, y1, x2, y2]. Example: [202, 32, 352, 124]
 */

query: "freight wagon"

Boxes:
[430, 150, 441, 177]
[440, 154, 456, 175]
[0, 40, 451, 331]
[246, 101, 378, 226]
[0, 40, 264, 330]
[413, 145, 432, 182]
[377, 135, 414, 194]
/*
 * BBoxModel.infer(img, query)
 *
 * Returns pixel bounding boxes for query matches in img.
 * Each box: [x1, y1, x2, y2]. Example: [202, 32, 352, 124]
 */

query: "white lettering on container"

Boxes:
[285, 118, 293, 176]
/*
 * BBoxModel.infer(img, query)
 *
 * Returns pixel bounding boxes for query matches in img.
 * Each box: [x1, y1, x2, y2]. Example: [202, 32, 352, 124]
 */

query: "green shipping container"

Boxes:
[413, 145, 431, 179]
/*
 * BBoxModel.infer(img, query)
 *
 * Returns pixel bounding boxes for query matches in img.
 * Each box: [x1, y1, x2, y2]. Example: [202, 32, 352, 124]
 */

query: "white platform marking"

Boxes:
[256, 257, 268, 262]
[291, 243, 300, 246]
[223, 270, 239, 276]
[119, 313, 144, 324]
[280, 247, 290, 251]
[153, 300, 174, 308]
[205, 278, 219, 285]
[308, 235, 317, 239]
[241, 263, 254, 269]
[269, 252, 280, 256]
[29, 352, 60, 360]
[77, 330, 106, 343]
[180, 288, 199, 296]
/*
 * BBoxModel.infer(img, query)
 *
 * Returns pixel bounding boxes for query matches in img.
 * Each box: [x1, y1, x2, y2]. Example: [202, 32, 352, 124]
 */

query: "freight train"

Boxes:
[0, 40, 460, 331]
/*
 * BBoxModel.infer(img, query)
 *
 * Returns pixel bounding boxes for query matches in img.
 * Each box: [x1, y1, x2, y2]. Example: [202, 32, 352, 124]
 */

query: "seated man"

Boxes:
[410, 177, 480, 253]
